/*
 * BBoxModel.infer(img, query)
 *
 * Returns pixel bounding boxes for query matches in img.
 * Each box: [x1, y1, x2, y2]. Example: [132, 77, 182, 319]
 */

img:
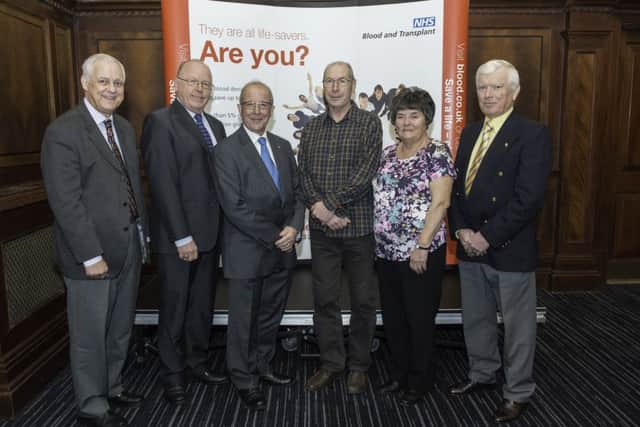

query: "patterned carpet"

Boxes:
[2, 285, 639, 427]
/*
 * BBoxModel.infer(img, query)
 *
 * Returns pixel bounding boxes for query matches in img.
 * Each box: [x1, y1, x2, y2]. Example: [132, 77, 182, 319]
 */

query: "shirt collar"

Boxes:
[84, 98, 112, 126]
[176, 98, 205, 119]
[324, 100, 357, 125]
[243, 125, 267, 144]
[484, 107, 513, 131]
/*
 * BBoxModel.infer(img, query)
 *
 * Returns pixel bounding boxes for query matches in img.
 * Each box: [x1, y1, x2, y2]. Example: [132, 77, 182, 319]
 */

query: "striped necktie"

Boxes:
[104, 119, 139, 219]
[258, 137, 280, 191]
[465, 120, 494, 196]
[194, 113, 214, 151]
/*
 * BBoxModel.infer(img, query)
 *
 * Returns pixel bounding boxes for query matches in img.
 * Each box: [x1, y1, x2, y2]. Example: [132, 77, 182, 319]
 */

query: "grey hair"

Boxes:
[323, 61, 356, 81]
[239, 80, 274, 104]
[476, 59, 519, 89]
[81, 53, 126, 81]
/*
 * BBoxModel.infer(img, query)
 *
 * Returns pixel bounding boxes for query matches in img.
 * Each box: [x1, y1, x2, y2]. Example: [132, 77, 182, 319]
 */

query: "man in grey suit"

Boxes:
[215, 81, 304, 410]
[448, 59, 552, 423]
[141, 60, 228, 406]
[41, 53, 147, 427]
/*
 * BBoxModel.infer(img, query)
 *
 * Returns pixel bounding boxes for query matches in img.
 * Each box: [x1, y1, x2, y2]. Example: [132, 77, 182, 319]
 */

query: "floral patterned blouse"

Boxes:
[373, 141, 456, 261]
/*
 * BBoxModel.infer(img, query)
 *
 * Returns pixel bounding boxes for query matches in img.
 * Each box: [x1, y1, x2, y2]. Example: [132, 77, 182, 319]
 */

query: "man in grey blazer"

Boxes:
[141, 60, 228, 405]
[41, 53, 147, 427]
[215, 81, 304, 410]
[448, 59, 552, 423]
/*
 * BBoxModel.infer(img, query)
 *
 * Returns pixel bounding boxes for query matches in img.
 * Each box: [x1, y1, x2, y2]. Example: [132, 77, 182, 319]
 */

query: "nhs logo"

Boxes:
[413, 16, 436, 28]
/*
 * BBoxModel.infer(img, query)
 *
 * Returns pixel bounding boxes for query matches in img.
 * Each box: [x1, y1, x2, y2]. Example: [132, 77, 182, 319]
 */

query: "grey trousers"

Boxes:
[64, 228, 141, 416]
[226, 269, 290, 389]
[458, 261, 537, 402]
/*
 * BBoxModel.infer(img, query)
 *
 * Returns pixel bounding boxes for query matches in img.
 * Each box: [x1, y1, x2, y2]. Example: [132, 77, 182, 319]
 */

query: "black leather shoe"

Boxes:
[378, 380, 402, 394]
[448, 379, 495, 395]
[77, 410, 127, 427]
[108, 391, 143, 408]
[261, 371, 294, 385]
[164, 385, 186, 406]
[189, 366, 229, 384]
[237, 387, 266, 410]
[398, 388, 424, 406]
[495, 399, 528, 422]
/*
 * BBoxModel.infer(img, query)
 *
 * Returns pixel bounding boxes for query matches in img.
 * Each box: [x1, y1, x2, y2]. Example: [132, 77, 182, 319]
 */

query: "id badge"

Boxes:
[135, 218, 150, 264]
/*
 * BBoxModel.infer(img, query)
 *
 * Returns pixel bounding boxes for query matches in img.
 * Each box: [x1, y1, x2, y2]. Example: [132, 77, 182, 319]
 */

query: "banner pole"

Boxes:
[161, 0, 191, 105]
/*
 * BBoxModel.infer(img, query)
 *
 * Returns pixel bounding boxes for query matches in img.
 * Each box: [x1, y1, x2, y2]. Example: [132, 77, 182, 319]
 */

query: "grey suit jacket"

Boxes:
[41, 102, 147, 279]
[214, 127, 305, 279]
[141, 101, 226, 253]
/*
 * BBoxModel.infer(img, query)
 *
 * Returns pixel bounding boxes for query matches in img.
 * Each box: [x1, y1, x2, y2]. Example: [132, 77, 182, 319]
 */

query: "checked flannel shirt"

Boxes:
[297, 101, 382, 238]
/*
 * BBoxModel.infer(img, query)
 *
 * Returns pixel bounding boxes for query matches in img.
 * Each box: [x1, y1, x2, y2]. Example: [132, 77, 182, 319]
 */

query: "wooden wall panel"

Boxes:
[96, 37, 165, 141]
[562, 50, 595, 244]
[468, 30, 548, 123]
[0, 7, 53, 156]
[612, 195, 640, 257]
[53, 25, 75, 115]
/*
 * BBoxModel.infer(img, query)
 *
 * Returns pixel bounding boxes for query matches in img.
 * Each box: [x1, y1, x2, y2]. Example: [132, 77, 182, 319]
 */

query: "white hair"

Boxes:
[81, 53, 126, 81]
[476, 59, 519, 89]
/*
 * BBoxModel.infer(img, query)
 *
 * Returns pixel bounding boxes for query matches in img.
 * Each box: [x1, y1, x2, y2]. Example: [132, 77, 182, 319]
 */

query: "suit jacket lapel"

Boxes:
[113, 115, 137, 181]
[170, 101, 211, 151]
[458, 121, 483, 185]
[79, 103, 121, 172]
[238, 128, 281, 195]
[472, 113, 517, 188]
[268, 133, 288, 199]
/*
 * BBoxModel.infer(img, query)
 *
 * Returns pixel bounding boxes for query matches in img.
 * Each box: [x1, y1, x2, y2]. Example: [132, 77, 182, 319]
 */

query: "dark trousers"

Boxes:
[226, 268, 290, 389]
[376, 245, 446, 393]
[156, 249, 218, 385]
[65, 227, 141, 416]
[310, 229, 377, 372]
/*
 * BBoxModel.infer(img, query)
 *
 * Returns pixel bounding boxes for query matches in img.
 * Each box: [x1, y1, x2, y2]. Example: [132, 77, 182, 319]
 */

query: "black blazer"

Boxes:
[141, 101, 226, 253]
[41, 102, 147, 279]
[214, 127, 305, 279]
[449, 112, 552, 272]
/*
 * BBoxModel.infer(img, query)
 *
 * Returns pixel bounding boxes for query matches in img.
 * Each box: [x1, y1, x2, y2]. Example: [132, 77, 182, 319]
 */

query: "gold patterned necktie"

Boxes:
[465, 119, 494, 195]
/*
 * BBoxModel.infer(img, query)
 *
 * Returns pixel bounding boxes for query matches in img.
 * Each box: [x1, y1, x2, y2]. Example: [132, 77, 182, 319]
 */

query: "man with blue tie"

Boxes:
[214, 81, 305, 410]
[141, 60, 228, 405]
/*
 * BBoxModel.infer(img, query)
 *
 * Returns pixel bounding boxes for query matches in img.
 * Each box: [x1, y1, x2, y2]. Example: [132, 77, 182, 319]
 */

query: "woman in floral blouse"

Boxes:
[373, 87, 456, 406]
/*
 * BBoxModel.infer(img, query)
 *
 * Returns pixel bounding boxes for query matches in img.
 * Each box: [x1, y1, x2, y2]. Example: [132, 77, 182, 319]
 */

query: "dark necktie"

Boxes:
[104, 119, 139, 219]
[258, 137, 280, 191]
[194, 113, 215, 151]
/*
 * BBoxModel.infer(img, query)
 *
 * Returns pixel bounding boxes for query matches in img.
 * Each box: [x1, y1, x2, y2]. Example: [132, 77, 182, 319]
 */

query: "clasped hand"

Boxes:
[457, 229, 489, 257]
[311, 201, 350, 231]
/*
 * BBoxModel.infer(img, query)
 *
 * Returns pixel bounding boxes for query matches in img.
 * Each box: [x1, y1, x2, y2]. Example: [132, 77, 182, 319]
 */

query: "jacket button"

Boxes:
[484, 219, 488, 224]
[491, 196, 497, 202]
[504, 142, 509, 147]
[498, 171, 503, 176]
[123, 202, 128, 207]
[123, 226, 129, 231]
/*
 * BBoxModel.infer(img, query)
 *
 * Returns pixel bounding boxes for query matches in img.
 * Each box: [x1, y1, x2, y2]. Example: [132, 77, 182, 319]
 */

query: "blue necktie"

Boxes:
[194, 113, 214, 151]
[258, 137, 280, 191]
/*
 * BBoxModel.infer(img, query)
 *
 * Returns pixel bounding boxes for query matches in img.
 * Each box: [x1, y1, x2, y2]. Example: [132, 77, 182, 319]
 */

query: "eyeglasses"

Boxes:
[240, 101, 273, 111]
[177, 76, 213, 90]
[95, 78, 124, 89]
[323, 78, 352, 87]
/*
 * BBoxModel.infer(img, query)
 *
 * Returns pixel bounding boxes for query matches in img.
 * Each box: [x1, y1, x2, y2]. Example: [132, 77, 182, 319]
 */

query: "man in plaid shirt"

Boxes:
[298, 61, 382, 394]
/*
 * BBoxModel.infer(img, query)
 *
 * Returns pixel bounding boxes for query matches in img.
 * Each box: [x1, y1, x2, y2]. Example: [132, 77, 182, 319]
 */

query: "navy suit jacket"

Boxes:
[214, 127, 305, 279]
[449, 112, 552, 272]
[141, 101, 226, 253]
